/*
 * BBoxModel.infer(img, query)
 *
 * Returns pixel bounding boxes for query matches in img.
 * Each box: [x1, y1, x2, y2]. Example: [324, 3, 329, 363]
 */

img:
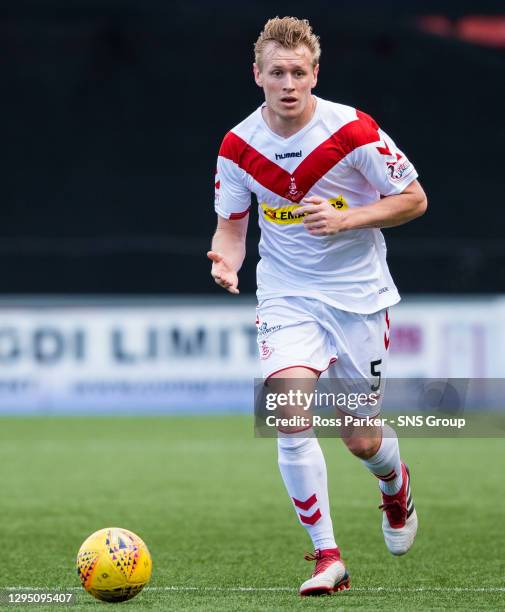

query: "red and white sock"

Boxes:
[362, 425, 403, 495]
[278, 432, 337, 550]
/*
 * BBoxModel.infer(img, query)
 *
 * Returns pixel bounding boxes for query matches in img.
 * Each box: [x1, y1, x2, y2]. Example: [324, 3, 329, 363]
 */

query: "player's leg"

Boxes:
[326, 307, 418, 555]
[270, 367, 349, 595]
[257, 298, 349, 594]
[340, 417, 416, 554]
[341, 421, 402, 496]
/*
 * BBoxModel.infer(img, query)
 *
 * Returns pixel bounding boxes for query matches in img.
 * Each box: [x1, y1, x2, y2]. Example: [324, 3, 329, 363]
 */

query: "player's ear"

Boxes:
[311, 64, 319, 89]
[253, 63, 263, 87]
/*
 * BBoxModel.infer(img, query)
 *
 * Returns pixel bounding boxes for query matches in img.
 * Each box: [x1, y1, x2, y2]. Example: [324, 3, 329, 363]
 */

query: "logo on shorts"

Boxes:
[259, 341, 274, 360]
[258, 321, 282, 336]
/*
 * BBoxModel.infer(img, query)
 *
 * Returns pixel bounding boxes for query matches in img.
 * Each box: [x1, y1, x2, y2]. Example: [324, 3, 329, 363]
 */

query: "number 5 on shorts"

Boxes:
[370, 359, 382, 392]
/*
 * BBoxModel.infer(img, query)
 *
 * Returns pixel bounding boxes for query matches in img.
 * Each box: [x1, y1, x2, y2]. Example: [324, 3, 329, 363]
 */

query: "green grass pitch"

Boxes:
[0, 416, 504, 610]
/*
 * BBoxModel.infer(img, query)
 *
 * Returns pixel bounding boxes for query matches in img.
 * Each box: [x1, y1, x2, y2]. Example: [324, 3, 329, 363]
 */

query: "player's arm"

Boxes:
[293, 180, 426, 235]
[344, 123, 428, 229]
[343, 178, 427, 229]
[299, 179, 426, 234]
[210, 131, 251, 292]
[343, 180, 428, 230]
[208, 213, 249, 294]
[295, 119, 427, 235]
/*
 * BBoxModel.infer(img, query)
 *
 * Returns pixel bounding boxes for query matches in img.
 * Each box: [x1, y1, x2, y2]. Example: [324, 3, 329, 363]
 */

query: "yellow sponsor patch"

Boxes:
[327, 196, 349, 210]
[261, 196, 348, 225]
[261, 203, 304, 224]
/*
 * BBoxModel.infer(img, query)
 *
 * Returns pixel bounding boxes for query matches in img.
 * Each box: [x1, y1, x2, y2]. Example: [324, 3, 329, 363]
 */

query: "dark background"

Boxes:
[1, 1, 504, 295]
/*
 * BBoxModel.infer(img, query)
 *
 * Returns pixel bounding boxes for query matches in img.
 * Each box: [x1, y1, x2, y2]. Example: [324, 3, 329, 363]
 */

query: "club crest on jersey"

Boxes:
[285, 176, 304, 201]
[386, 153, 412, 182]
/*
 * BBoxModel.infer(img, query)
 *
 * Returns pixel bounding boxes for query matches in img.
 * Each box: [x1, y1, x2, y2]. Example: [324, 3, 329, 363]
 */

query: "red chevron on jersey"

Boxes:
[219, 110, 381, 202]
[288, 110, 381, 201]
[219, 132, 292, 198]
[214, 96, 418, 314]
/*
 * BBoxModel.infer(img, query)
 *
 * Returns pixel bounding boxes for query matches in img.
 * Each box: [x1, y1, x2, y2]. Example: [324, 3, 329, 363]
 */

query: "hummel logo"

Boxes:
[275, 150, 302, 160]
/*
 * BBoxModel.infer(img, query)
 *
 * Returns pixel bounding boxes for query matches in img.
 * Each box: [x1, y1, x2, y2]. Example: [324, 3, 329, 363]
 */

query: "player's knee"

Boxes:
[342, 435, 380, 459]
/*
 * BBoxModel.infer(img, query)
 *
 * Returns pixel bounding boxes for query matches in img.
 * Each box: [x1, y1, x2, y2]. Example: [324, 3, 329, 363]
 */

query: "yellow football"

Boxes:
[76, 527, 152, 603]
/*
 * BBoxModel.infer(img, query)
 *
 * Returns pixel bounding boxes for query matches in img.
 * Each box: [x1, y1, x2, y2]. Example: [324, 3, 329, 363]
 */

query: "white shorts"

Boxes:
[256, 296, 391, 417]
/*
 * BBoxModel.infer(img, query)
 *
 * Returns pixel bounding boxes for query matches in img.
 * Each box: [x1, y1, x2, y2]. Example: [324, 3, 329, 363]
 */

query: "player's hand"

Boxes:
[293, 196, 350, 236]
[207, 251, 240, 294]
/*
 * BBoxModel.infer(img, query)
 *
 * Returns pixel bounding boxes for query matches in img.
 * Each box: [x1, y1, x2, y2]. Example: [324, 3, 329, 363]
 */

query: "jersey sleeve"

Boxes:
[214, 132, 251, 220]
[349, 115, 418, 196]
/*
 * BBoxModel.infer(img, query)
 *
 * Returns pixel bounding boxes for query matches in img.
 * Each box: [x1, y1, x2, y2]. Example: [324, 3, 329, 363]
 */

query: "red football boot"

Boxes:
[380, 462, 418, 555]
[299, 548, 350, 596]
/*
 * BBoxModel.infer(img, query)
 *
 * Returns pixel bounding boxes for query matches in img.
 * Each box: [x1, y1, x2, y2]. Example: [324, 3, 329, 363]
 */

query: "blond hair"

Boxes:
[254, 16, 321, 69]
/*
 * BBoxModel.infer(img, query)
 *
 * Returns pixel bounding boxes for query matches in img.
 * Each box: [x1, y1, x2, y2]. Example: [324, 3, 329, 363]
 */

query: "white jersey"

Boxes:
[214, 96, 418, 314]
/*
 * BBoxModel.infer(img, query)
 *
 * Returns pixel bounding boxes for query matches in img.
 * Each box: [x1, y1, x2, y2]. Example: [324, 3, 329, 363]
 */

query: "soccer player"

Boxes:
[208, 16, 427, 595]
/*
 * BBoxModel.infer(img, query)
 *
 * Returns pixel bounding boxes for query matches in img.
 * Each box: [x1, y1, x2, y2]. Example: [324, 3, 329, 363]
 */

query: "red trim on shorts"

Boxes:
[267, 359, 337, 433]
[265, 357, 337, 381]
[384, 309, 391, 350]
[266, 365, 321, 379]
[384, 332, 390, 350]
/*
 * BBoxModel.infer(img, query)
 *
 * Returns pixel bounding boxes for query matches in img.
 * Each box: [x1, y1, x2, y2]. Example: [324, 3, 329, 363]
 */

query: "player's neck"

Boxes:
[263, 96, 316, 138]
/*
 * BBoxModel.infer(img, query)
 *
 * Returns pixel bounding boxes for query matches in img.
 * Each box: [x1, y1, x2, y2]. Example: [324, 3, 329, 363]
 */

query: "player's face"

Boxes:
[254, 43, 319, 124]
